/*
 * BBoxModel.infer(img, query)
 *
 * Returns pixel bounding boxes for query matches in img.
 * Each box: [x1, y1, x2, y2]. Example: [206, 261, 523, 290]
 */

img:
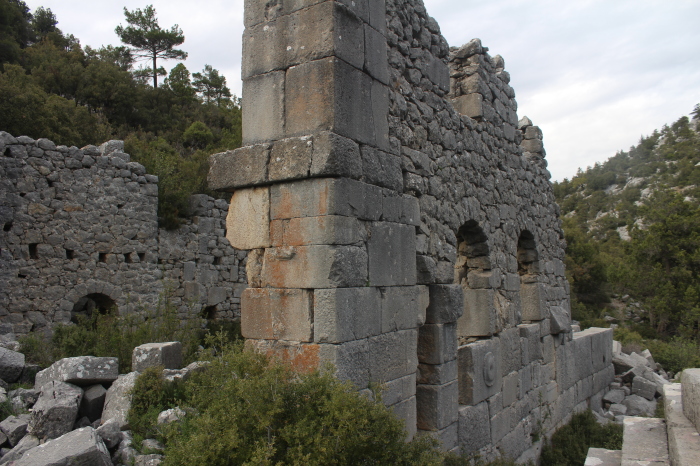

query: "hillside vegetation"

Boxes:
[554, 105, 700, 370]
[0, 0, 242, 228]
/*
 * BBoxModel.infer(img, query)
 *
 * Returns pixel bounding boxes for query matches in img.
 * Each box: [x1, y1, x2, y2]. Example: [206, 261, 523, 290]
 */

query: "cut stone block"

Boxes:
[663, 383, 700, 466]
[270, 215, 362, 247]
[418, 323, 457, 365]
[621, 417, 669, 465]
[0, 414, 30, 446]
[269, 135, 313, 182]
[572, 331, 594, 380]
[270, 177, 368, 220]
[367, 222, 416, 287]
[226, 187, 270, 250]
[14, 427, 111, 466]
[603, 389, 625, 405]
[102, 372, 139, 430]
[95, 418, 121, 449]
[458, 401, 491, 455]
[632, 376, 657, 401]
[242, 288, 313, 342]
[623, 394, 657, 417]
[458, 338, 501, 406]
[584, 448, 622, 466]
[319, 339, 370, 389]
[0, 434, 40, 464]
[132, 342, 183, 373]
[208, 144, 269, 191]
[34, 357, 117, 389]
[313, 287, 380, 343]
[452, 93, 483, 118]
[309, 131, 362, 179]
[681, 369, 700, 432]
[360, 145, 402, 191]
[458, 288, 496, 337]
[550, 306, 571, 334]
[416, 381, 459, 430]
[0, 347, 25, 384]
[426, 285, 463, 324]
[261, 244, 368, 288]
[29, 381, 83, 440]
[380, 373, 416, 407]
[380, 286, 424, 333]
[520, 282, 547, 321]
[368, 330, 418, 383]
[391, 395, 417, 440]
[418, 360, 458, 386]
[78, 384, 106, 423]
[242, 71, 285, 144]
[364, 23, 389, 85]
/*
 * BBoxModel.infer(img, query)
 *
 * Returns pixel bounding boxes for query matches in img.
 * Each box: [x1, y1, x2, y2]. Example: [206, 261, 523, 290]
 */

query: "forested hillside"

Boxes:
[0, 0, 242, 228]
[554, 106, 700, 370]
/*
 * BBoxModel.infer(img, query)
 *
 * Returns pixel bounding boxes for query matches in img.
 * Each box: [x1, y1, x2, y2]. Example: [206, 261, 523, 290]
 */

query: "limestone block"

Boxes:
[368, 0, 386, 32]
[226, 187, 270, 250]
[458, 288, 496, 338]
[368, 330, 418, 383]
[242, 15, 285, 79]
[364, 23, 389, 85]
[242, 288, 313, 342]
[418, 360, 458, 385]
[95, 418, 121, 449]
[391, 395, 417, 440]
[360, 145, 403, 191]
[681, 368, 700, 431]
[270, 215, 362, 247]
[269, 136, 313, 182]
[34, 356, 118, 388]
[102, 372, 139, 430]
[621, 417, 669, 465]
[261, 245, 367, 288]
[426, 284, 463, 324]
[207, 144, 269, 191]
[319, 339, 369, 389]
[416, 381, 458, 430]
[309, 131, 362, 179]
[418, 323, 457, 365]
[502, 371, 519, 406]
[367, 222, 416, 287]
[208, 287, 227, 306]
[623, 394, 657, 417]
[518, 324, 541, 364]
[458, 401, 491, 455]
[0, 347, 25, 384]
[632, 376, 657, 401]
[78, 384, 106, 423]
[0, 434, 40, 464]
[520, 282, 547, 321]
[663, 383, 700, 466]
[0, 414, 30, 446]
[555, 341, 577, 391]
[499, 327, 522, 376]
[380, 286, 424, 332]
[458, 339, 501, 406]
[313, 288, 381, 343]
[132, 342, 183, 372]
[14, 427, 111, 466]
[380, 373, 416, 408]
[242, 71, 285, 144]
[550, 306, 570, 334]
[603, 389, 625, 405]
[270, 177, 366, 220]
[452, 93, 483, 119]
[521, 139, 544, 153]
[29, 381, 83, 440]
[431, 422, 458, 452]
[572, 332, 594, 380]
[584, 448, 621, 466]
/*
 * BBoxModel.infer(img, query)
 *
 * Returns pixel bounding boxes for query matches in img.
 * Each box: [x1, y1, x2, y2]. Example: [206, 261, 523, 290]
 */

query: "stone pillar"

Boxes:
[209, 0, 422, 437]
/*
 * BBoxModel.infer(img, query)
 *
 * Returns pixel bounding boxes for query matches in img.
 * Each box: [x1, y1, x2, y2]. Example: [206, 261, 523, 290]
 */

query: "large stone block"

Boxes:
[0, 414, 30, 447]
[550, 306, 571, 334]
[270, 177, 366, 220]
[79, 384, 106, 423]
[681, 368, 700, 431]
[380, 286, 424, 332]
[458, 338, 501, 406]
[132, 342, 183, 372]
[621, 417, 669, 465]
[418, 360, 458, 385]
[0, 347, 25, 384]
[426, 285, 463, 324]
[268, 136, 313, 182]
[360, 145, 402, 191]
[102, 372, 139, 430]
[309, 131, 362, 179]
[368, 330, 418, 383]
[261, 245, 367, 288]
[663, 383, 700, 466]
[381, 373, 416, 407]
[14, 427, 112, 466]
[416, 381, 459, 430]
[29, 381, 83, 440]
[242, 288, 313, 342]
[520, 282, 547, 321]
[391, 395, 417, 440]
[452, 93, 483, 118]
[364, 23, 389, 85]
[226, 187, 270, 250]
[499, 327, 522, 376]
[367, 222, 416, 286]
[518, 323, 541, 364]
[242, 71, 285, 144]
[418, 323, 457, 365]
[458, 401, 491, 455]
[458, 288, 496, 337]
[208, 144, 270, 191]
[314, 287, 381, 343]
[319, 339, 369, 389]
[34, 357, 118, 388]
[572, 332, 594, 380]
[270, 215, 363, 247]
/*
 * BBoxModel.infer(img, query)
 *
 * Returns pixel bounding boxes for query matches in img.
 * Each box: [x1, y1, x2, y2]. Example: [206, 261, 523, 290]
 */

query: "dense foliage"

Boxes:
[0, 0, 242, 228]
[554, 108, 700, 369]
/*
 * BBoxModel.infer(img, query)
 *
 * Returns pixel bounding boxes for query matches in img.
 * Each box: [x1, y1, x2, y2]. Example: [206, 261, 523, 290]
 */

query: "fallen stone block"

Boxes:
[0, 414, 30, 446]
[112, 431, 136, 465]
[13, 427, 112, 466]
[28, 381, 83, 440]
[612, 352, 636, 374]
[603, 388, 625, 405]
[96, 418, 121, 449]
[0, 434, 40, 464]
[623, 394, 656, 417]
[132, 342, 183, 372]
[632, 376, 657, 401]
[34, 356, 118, 388]
[102, 371, 139, 430]
[0, 347, 25, 383]
[79, 384, 107, 423]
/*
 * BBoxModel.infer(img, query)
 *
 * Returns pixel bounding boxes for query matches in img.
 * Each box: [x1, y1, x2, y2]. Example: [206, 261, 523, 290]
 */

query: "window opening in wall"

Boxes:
[455, 220, 492, 341]
[3, 222, 12, 232]
[138, 253, 145, 262]
[29, 243, 38, 259]
[202, 305, 217, 320]
[71, 293, 117, 323]
[517, 230, 545, 322]
[65, 249, 74, 260]
[98, 253, 107, 263]
[517, 231, 539, 276]
[19, 193, 26, 197]
[124, 253, 132, 263]
[213, 256, 221, 265]
[17, 273, 26, 279]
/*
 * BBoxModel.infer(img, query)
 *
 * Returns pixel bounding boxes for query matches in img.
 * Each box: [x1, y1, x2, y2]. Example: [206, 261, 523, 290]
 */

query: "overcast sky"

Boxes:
[22, 0, 700, 181]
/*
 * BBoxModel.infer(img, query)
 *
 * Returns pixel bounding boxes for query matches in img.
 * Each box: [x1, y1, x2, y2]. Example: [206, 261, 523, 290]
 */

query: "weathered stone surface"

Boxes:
[29, 381, 83, 440]
[132, 342, 183, 372]
[135, 454, 164, 465]
[549, 307, 570, 334]
[78, 384, 106, 423]
[226, 187, 270, 250]
[603, 388, 625, 404]
[416, 381, 458, 430]
[0, 414, 30, 447]
[681, 369, 700, 432]
[314, 287, 381, 343]
[621, 417, 669, 465]
[102, 372, 139, 430]
[0, 434, 40, 464]
[623, 394, 657, 417]
[663, 383, 700, 466]
[242, 288, 313, 341]
[458, 401, 491, 455]
[367, 222, 416, 286]
[14, 427, 111, 466]
[34, 356, 118, 388]
[242, 71, 285, 144]
[520, 283, 547, 321]
[157, 407, 186, 425]
[585, 448, 622, 466]
[0, 347, 25, 383]
[426, 285, 463, 324]
[632, 375, 657, 401]
[208, 144, 269, 190]
[459, 288, 496, 337]
[95, 418, 121, 449]
[368, 330, 418, 383]
[418, 323, 457, 365]
[458, 339, 501, 405]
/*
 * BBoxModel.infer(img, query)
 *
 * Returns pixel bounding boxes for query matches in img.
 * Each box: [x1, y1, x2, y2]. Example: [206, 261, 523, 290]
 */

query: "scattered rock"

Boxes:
[13, 427, 112, 466]
[102, 372, 139, 430]
[132, 341, 183, 372]
[0, 414, 31, 446]
[79, 384, 107, 422]
[623, 394, 657, 417]
[35, 356, 119, 388]
[0, 347, 25, 383]
[0, 434, 40, 464]
[157, 407, 186, 425]
[96, 418, 122, 449]
[28, 380, 83, 440]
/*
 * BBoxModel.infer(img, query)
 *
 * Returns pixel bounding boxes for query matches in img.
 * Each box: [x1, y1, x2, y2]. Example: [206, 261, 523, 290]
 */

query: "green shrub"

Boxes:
[540, 410, 622, 466]
[612, 328, 700, 374]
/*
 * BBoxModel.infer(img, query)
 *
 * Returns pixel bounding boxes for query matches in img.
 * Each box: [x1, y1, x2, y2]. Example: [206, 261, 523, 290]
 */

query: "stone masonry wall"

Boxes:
[211, 0, 615, 462]
[0, 132, 245, 334]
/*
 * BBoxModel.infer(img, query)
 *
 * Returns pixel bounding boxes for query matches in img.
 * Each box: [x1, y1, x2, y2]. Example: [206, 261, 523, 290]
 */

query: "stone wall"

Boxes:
[0, 133, 246, 334]
[210, 0, 615, 461]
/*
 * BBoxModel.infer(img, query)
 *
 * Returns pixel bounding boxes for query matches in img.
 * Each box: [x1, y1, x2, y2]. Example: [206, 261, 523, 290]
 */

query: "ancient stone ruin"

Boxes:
[0, 136, 247, 332]
[206, 0, 615, 460]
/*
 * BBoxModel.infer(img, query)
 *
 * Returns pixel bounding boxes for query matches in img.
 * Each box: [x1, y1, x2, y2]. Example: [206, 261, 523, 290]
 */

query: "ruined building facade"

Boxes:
[208, 0, 614, 460]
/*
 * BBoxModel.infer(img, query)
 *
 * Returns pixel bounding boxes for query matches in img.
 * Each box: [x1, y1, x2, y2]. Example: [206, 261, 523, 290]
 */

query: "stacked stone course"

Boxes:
[0, 132, 246, 332]
[212, 0, 617, 461]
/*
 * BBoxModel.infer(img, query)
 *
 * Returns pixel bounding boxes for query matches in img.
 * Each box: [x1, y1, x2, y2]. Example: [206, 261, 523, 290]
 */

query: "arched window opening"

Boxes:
[517, 231, 539, 276]
[71, 293, 117, 323]
[517, 231, 546, 322]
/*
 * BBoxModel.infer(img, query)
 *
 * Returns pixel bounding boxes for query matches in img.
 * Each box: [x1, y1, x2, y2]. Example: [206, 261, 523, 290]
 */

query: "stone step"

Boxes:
[621, 417, 670, 465]
[585, 447, 621, 466]
[663, 383, 700, 466]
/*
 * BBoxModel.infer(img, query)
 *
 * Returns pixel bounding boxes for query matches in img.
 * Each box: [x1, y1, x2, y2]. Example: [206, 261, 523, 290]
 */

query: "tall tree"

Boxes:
[115, 5, 186, 88]
[192, 64, 231, 107]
